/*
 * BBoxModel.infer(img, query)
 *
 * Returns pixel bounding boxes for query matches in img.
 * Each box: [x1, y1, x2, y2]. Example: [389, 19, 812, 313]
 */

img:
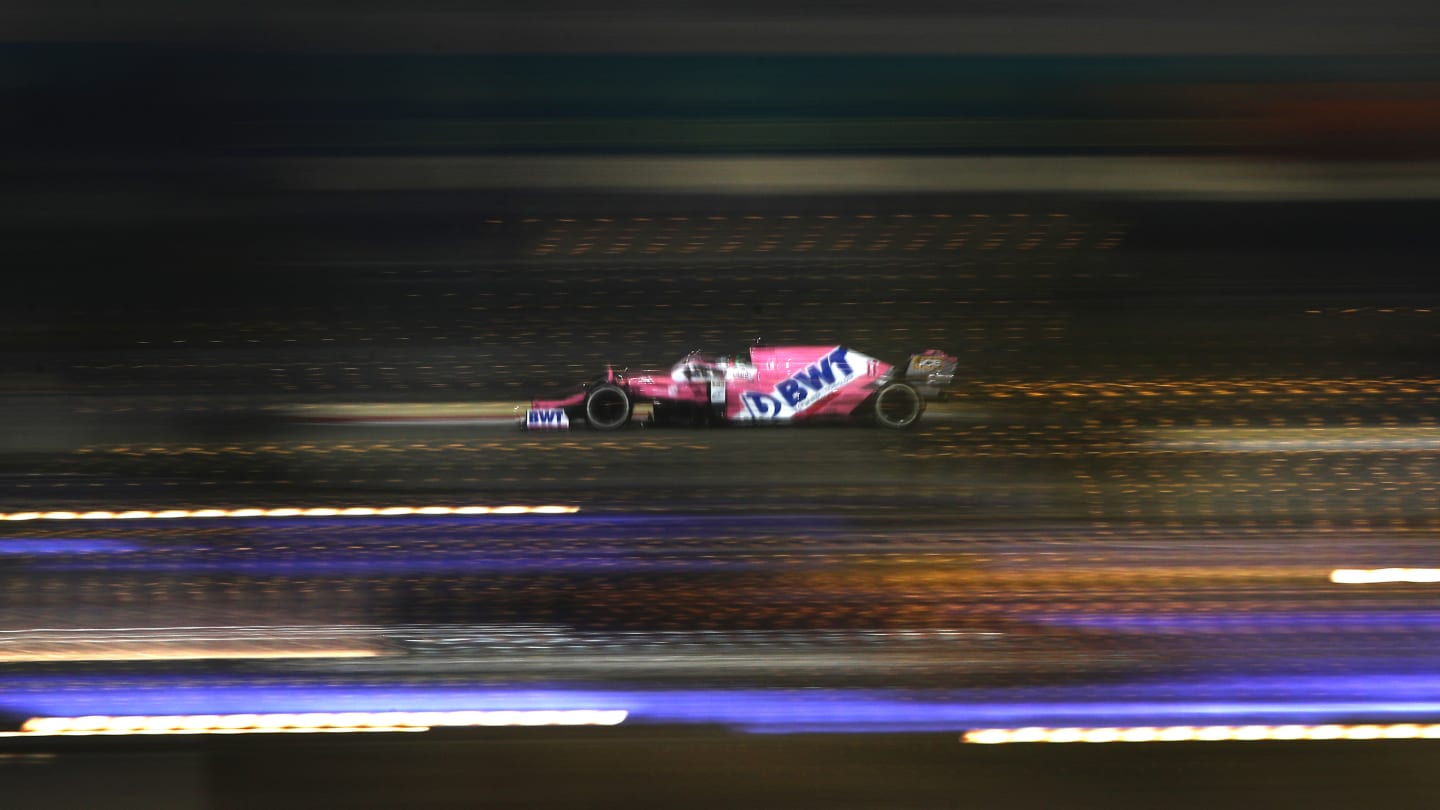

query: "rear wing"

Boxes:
[902, 349, 958, 399]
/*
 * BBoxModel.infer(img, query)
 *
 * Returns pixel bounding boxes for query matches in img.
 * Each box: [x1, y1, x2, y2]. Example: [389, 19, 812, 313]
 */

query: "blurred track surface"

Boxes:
[3, 191, 1439, 806]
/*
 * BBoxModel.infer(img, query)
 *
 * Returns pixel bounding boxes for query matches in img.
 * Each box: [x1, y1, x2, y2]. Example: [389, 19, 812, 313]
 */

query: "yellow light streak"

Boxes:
[963, 723, 1440, 744]
[0, 504, 580, 522]
[9, 709, 627, 737]
[1330, 568, 1440, 584]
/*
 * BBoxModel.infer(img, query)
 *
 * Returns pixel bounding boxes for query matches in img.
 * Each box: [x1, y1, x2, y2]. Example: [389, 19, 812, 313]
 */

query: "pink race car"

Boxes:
[525, 345, 956, 431]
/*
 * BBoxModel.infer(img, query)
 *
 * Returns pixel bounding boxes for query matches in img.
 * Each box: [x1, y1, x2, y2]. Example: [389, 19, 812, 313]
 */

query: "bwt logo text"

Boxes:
[526, 409, 569, 428]
[743, 347, 855, 417]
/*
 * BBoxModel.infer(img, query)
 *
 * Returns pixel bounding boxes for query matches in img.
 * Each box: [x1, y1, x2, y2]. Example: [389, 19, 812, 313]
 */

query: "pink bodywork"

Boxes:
[533, 345, 893, 423]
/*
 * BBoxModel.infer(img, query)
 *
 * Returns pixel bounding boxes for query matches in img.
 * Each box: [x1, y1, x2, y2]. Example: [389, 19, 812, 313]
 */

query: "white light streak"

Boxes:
[963, 723, 1440, 744]
[0, 504, 580, 522]
[1331, 568, 1440, 584]
[8, 709, 627, 737]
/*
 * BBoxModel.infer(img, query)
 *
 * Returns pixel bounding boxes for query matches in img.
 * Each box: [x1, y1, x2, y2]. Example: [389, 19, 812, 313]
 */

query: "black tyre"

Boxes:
[874, 382, 924, 429]
[585, 384, 632, 430]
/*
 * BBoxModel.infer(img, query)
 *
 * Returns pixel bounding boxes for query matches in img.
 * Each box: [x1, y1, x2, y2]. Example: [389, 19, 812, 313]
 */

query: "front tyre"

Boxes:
[874, 382, 924, 430]
[585, 384, 632, 431]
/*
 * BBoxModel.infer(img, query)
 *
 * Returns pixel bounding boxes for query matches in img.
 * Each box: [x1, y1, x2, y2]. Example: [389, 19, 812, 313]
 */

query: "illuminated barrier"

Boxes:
[1331, 568, 1440, 584]
[0, 505, 579, 522]
[4, 710, 627, 737]
[963, 723, 1440, 745]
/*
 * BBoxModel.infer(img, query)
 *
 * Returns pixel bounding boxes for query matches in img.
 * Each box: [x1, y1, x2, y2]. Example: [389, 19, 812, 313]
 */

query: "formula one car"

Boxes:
[525, 345, 956, 430]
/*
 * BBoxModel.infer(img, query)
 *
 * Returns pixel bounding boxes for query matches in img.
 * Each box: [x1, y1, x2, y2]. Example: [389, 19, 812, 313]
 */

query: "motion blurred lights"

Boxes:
[1331, 568, 1440, 584]
[962, 723, 1440, 744]
[1148, 427, 1440, 452]
[0, 505, 581, 522]
[11, 710, 627, 737]
[0, 648, 382, 664]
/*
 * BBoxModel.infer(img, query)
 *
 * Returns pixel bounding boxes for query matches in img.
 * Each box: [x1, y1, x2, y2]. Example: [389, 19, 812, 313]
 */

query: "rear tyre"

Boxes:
[874, 382, 924, 430]
[585, 384, 632, 431]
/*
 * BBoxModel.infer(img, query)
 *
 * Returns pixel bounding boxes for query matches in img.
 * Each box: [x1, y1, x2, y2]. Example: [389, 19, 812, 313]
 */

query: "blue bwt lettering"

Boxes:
[792, 361, 836, 392]
[780, 348, 854, 407]
[777, 379, 807, 407]
[528, 409, 566, 426]
[747, 348, 856, 417]
[743, 392, 782, 417]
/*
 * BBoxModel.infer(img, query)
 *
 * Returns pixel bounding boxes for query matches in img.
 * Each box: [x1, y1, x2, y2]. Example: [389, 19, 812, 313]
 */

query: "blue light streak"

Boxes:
[0, 539, 141, 556]
[4, 675, 1440, 734]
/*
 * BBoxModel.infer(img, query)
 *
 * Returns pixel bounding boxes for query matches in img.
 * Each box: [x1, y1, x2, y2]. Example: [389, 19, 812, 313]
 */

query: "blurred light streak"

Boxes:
[7, 710, 626, 737]
[1148, 428, 1440, 452]
[0, 649, 381, 664]
[1031, 611, 1440, 631]
[0, 682, 637, 719]
[283, 401, 526, 426]
[7, 680, 1440, 733]
[183, 513, 839, 532]
[35, 555, 771, 576]
[0, 505, 579, 522]
[963, 723, 1440, 744]
[0, 724, 419, 737]
[282, 156, 1440, 199]
[0, 539, 139, 555]
[0, 625, 390, 663]
[1332, 568, 1440, 584]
